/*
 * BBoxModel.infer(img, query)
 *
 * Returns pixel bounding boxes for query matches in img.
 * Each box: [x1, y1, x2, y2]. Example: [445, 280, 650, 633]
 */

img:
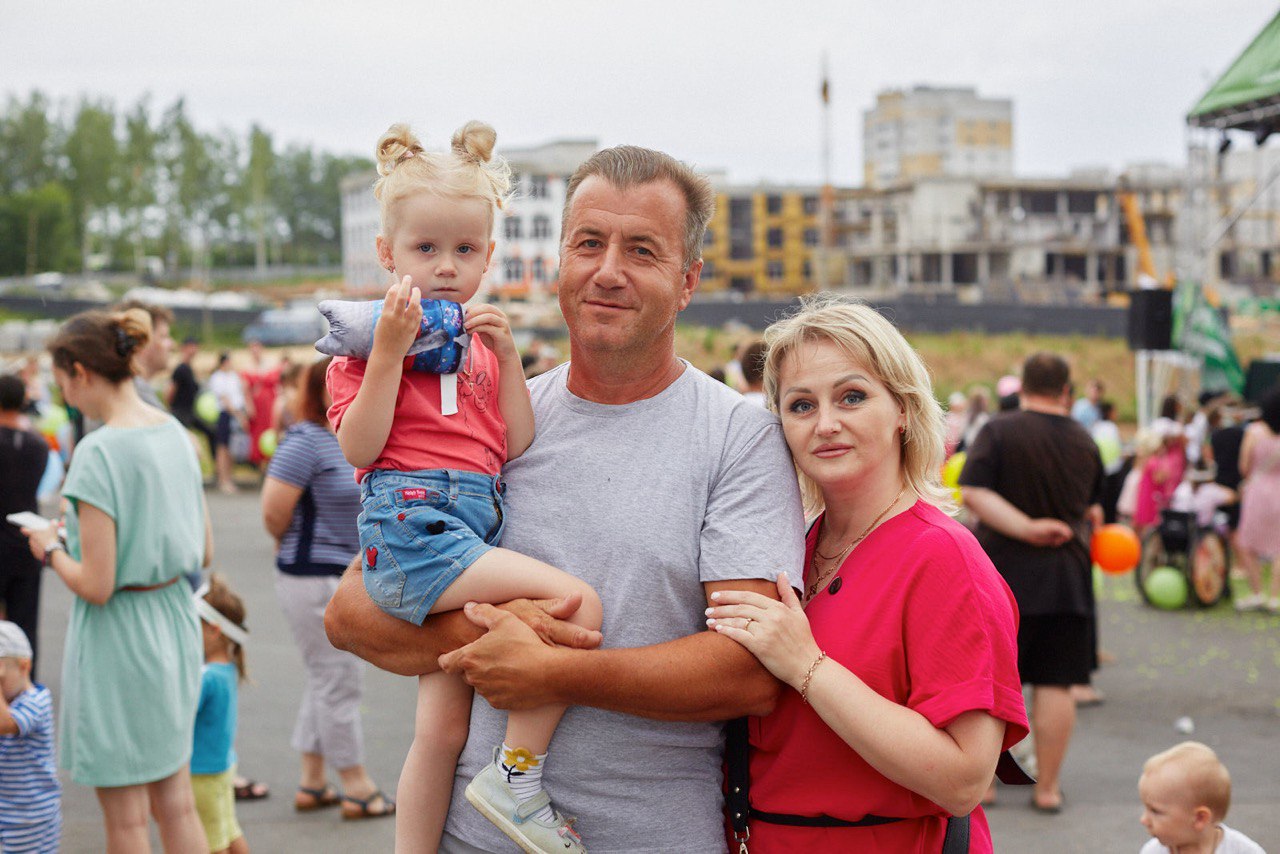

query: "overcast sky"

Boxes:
[3, 1, 1275, 185]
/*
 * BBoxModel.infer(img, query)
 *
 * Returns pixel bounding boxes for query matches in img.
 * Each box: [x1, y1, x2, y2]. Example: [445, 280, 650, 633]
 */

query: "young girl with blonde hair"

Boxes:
[325, 121, 600, 853]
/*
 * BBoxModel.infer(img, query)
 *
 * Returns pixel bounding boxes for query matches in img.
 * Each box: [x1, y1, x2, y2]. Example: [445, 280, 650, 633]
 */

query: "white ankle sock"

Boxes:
[499, 743, 554, 823]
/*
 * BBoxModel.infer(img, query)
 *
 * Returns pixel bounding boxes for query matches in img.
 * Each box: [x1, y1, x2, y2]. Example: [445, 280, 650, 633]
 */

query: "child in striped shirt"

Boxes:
[0, 620, 60, 854]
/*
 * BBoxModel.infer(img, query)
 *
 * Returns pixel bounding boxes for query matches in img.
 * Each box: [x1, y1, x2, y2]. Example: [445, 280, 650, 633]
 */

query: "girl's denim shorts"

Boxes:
[357, 468, 505, 625]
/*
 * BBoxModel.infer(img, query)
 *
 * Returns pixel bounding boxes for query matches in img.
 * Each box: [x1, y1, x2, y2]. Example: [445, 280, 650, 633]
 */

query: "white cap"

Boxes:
[1151, 417, 1184, 440]
[0, 620, 33, 659]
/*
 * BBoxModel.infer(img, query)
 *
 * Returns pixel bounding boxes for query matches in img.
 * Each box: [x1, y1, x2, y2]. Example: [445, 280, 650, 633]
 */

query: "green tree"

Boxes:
[0, 182, 77, 275]
[119, 98, 158, 273]
[0, 92, 60, 194]
[159, 99, 225, 273]
[246, 125, 275, 272]
[64, 98, 120, 269]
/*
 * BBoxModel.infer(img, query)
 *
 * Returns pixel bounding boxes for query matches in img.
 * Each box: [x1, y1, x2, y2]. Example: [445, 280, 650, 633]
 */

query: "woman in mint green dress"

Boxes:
[21, 308, 209, 853]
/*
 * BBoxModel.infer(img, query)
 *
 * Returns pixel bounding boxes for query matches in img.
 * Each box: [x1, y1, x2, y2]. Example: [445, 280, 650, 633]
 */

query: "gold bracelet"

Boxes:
[800, 650, 827, 704]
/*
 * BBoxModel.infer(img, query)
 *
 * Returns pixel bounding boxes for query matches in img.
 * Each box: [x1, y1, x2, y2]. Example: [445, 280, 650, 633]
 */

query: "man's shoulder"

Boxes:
[674, 369, 786, 463]
[1, 425, 49, 459]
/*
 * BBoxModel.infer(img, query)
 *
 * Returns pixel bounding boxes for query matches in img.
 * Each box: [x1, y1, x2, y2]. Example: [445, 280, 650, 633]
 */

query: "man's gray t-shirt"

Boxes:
[444, 362, 805, 853]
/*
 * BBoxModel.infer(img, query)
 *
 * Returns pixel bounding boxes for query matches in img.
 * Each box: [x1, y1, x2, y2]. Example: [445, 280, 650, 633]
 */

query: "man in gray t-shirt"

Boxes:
[326, 146, 805, 853]
[113, 299, 174, 410]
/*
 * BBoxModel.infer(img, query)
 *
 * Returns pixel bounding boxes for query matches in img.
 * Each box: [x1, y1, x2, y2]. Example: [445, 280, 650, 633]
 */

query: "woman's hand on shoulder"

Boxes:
[705, 573, 820, 688]
[372, 276, 423, 359]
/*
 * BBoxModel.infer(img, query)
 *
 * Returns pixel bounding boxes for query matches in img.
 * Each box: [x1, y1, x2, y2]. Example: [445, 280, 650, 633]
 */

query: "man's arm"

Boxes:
[439, 577, 785, 721]
[324, 561, 603, 677]
[962, 485, 1073, 547]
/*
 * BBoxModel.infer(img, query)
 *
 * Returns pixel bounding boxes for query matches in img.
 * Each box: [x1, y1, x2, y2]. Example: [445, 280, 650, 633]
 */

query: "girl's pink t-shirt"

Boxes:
[326, 339, 507, 483]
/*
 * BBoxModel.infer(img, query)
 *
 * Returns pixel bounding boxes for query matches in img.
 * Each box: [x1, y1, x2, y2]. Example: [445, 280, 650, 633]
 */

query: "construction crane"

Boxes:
[1118, 191, 1164, 287]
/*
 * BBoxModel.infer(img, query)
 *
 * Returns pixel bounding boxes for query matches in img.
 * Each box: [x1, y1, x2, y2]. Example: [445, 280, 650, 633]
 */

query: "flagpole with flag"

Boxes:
[818, 53, 831, 292]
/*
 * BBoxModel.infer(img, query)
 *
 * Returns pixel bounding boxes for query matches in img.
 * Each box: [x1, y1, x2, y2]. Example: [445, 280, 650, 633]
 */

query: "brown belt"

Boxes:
[119, 575, 182, 593]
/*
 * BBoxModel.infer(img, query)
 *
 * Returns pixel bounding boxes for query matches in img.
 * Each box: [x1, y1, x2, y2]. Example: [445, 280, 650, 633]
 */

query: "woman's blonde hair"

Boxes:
[762, 294, 952, 517]
[373, 121, 512, 237]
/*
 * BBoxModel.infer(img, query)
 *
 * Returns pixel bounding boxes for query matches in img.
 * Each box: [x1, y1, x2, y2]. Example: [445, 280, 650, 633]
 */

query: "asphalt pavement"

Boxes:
[37, 487, 1280, 853]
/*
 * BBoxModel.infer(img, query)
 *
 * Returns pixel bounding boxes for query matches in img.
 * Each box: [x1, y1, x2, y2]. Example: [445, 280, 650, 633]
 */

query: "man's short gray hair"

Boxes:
[561, 146, 715, 269]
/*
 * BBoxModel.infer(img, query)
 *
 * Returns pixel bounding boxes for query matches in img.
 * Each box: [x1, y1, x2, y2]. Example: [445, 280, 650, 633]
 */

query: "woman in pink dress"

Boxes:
[1235, 388, 1280, 612]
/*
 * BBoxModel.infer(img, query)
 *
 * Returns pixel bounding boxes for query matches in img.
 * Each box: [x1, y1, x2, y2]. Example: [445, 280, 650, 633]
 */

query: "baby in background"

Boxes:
[1138, 741, 1265, 853]
[0, 620, 61, 854]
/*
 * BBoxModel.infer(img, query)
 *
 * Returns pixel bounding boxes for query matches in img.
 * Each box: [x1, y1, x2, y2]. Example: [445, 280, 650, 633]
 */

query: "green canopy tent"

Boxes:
[1187, 8, 1280, 137]
[1133, 9, 1280, 421]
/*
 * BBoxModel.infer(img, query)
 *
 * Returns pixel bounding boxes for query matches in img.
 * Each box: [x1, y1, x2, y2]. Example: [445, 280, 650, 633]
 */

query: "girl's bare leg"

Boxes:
[433, 548, 603, 757]
[395, 671, 473, 854]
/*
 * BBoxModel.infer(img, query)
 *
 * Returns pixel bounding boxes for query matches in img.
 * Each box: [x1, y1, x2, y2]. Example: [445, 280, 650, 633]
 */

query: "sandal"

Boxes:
[341, 790, 396, 821]
[295, 785, 341, 812]
[234, 778, 271, 801]
[1030, 791, 1064, 814]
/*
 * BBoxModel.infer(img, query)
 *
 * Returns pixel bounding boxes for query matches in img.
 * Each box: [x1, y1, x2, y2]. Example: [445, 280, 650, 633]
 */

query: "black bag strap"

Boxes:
[726, 714, 1033, 853]
[726, 717, 750, 841]
[943, 814, 971, 852]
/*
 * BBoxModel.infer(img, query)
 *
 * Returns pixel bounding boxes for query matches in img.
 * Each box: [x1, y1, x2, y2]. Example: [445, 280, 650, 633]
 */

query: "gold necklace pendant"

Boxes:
[804, 486, 907, 604]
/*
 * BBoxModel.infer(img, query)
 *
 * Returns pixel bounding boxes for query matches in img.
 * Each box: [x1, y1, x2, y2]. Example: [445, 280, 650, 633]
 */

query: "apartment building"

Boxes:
[339, 171, 382, 294]
[492, 139, 597, 299]
[836, 170, 1182, 301]
[863, 86, 1013, 189]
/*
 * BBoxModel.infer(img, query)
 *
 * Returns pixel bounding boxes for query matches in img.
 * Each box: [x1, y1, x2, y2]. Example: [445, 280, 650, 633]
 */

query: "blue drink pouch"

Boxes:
[315, 298, 468, 374]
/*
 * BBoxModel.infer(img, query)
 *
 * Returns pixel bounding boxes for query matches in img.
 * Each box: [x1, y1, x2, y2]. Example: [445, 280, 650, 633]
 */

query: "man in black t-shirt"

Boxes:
[0, 374, 50, 678]
[960, 352, 1104, 814]
[169, 337, 216, 456]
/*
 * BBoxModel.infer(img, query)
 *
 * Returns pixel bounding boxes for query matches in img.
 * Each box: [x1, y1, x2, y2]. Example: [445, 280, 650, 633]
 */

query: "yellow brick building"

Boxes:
[699, 186, 833, 295]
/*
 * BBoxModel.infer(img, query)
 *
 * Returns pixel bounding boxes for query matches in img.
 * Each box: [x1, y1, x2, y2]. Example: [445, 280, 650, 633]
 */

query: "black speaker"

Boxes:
[1127, 289, 1172, 351]
[1244, 358, 1280, 403]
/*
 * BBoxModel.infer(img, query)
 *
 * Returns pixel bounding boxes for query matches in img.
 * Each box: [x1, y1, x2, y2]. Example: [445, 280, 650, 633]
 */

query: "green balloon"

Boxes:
[195, 392, 219, 425]
[37, 406, 68, 436]
[1145, 566, 1188, 610]
[258, 429, 278, 457]
[1093, 564, 1105, 597]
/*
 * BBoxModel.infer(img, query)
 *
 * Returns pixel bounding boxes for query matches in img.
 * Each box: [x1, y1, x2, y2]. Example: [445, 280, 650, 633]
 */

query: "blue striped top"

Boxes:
[0, 684, 60, 826]
[266, 421, 362, 573]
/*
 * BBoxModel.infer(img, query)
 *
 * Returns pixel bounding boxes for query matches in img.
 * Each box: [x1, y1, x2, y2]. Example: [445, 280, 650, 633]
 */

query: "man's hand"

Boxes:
[439, 603, 565, 709]
[1023, 518, 1073, 547]
[498, 593, 603, 650]
[324, 566, 600, 676]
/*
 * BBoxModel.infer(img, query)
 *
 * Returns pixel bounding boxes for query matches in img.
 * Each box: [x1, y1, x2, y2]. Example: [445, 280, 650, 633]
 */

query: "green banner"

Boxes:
[1172, 280, 1245, 394]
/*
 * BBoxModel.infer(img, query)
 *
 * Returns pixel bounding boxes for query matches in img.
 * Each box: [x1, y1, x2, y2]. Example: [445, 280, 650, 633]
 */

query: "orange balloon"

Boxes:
[1091, 524, 1141, 574]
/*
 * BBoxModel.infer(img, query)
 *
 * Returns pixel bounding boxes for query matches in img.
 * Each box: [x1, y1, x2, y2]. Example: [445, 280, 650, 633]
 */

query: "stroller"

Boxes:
[1135, 507, 1232, 608]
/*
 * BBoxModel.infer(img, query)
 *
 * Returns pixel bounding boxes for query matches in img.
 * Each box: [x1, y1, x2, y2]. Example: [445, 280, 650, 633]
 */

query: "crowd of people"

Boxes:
[0, 132, 1274, 854]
